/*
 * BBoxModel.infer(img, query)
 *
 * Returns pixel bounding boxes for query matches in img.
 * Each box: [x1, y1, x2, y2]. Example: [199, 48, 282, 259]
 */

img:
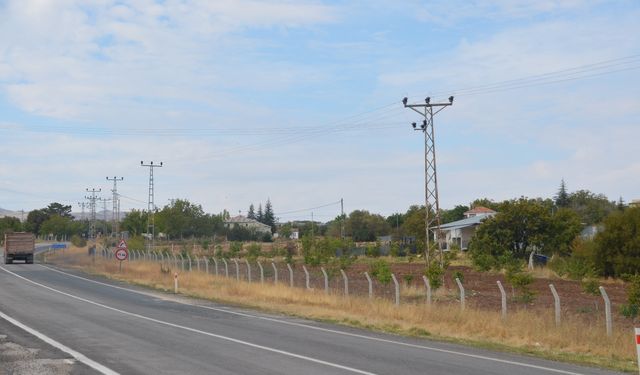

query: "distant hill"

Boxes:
[0, 208, 23, 221]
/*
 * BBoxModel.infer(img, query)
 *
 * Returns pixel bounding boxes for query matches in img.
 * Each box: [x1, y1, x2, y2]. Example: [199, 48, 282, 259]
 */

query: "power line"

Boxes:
[106, 176, 124, 238]
[274, 200, 342, 216]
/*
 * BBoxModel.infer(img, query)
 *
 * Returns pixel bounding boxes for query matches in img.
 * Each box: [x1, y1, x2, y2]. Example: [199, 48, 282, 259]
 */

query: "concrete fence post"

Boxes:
[272, 262, 278, 284]
[364, 272, 373, 299]
[173, 254, 178, 269]
[287, 264, 294, 287]
[599, 286, 612, 336]
[340, 269, 349, 296]
[233, 259, 240, 281]
[154, 251, 158, 262]
[222, 258, 229, 278]
[212, 258, 218, 276]
[257, 261, 264, 284]
[321, 267, 329, 295]
[196, 256, 201, 272]
[160, 252, 164, 262]
[204, 257, 209, 274]
[187, 254, 192, 271]
[302, 265, 310, 290]
[245, 259, 251, 282]
[455, 277, 465, 311]
[422, 275, 432, 305]
[497, 280, 507, 320]
[549, 284, 561, 326]
[391, 273, 400, 306]
[179, 254, 185, 271]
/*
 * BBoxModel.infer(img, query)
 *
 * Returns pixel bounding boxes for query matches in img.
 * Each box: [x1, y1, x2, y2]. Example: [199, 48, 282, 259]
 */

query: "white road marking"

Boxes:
[40, 264, 592, 375]
[0, 309, 118, 375]
[0, 266, 377, 375]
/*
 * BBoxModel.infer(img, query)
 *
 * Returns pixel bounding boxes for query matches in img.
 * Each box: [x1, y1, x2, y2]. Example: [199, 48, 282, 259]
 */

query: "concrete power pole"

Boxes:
[106, 176, 124, 238]
[85, 188, 101, 240]
[140, 161, 163, 252]
[402, 96, 454, 268]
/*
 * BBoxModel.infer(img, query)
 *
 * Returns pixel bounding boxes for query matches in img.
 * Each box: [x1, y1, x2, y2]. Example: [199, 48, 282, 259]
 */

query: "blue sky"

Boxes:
[1, 0, 639, 221]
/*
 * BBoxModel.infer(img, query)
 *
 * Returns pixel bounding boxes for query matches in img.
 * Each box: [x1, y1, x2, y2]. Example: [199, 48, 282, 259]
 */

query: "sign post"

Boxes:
[635, 328, 640, 374]
[115, 239, 128, 272]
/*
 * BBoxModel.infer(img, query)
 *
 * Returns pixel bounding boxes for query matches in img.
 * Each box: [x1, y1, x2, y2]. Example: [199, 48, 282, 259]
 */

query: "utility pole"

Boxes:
[77, 202, 86, 222]
[340, 198, 345, 239]
[106, 176, 124, 238]
[402, 95, 454, 268]
[99, 197, 112, 237]
[140, 161, 163, 252]
[85, 188, 101, 240]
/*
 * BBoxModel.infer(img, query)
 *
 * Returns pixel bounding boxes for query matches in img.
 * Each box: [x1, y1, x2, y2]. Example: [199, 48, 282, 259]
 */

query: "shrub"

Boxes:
[548, 256, 595, 280]
[452, 270, 464, 284]
[505, 262, 536, 303]
[389, 242, 402, 257]
[246, 243, 261, 261]
[369, 259, 392, 285]
[581, 278, 600, 295]
[425, 262, 445, 290]
[620, 274, 640, 318]
[229, 241, 243, 257]
[70, 234, 86, 247]
[365, 243, 381, 258]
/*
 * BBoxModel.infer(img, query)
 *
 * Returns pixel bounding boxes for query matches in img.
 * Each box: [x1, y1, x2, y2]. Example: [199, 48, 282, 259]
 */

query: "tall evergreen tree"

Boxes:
[263, 199, 276, 233]
[617, 197, 626, 211]
[554, 179, 569, 207]
[256, 204, 263, 223]
[247, 204, 256, 219]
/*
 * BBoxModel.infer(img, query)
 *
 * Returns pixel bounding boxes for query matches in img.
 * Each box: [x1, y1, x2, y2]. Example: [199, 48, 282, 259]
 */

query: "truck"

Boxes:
[3, 232, 35, 264]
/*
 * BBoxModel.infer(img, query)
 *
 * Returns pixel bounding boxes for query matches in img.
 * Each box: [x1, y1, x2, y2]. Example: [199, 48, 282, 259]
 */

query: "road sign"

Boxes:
[115, 248, 128, 261]
[117, 239, 128, 250]
[51, 243, 67, 249]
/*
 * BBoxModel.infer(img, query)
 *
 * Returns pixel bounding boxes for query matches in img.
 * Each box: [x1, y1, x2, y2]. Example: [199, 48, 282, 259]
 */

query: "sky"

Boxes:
[1, 0, 639, 222]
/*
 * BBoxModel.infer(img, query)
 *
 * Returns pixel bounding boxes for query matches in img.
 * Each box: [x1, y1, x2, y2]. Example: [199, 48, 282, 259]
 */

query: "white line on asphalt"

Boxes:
[0, 266, 376, 375]
[0, 309, 118, 375]
[39, 265, 589, 375]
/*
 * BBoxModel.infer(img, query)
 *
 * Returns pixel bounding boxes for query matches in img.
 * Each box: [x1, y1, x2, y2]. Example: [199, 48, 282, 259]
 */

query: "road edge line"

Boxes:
[0, 309, 119, 375]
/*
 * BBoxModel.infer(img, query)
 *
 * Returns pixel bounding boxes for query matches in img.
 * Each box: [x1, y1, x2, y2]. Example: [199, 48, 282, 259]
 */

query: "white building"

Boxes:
[224, 215, 272, 235]
[439, 207, 497, 250]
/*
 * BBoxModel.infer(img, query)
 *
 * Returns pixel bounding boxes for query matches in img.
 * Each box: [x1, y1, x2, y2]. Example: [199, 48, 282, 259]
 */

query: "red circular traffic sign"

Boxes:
[115, 248, 128, 261]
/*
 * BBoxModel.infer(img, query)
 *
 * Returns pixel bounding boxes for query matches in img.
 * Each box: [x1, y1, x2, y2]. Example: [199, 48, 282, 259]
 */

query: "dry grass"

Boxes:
[46, 248, 637, 372]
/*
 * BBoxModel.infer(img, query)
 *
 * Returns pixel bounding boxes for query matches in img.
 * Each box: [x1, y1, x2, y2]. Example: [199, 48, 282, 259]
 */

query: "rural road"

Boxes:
[0, 260, 625, 375]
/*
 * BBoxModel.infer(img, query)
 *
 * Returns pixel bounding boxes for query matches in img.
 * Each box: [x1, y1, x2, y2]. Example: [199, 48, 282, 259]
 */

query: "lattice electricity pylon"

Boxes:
[85, 188, 101, 240]
[403, 96, 454, 267]
[141, 161, 163, 252]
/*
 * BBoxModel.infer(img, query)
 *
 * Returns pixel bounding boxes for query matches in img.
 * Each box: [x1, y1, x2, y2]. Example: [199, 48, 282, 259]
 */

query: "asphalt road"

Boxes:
[0, 261, 626, 375]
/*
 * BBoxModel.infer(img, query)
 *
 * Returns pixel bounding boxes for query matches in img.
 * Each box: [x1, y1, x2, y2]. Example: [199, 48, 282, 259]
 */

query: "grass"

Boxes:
[46, 247, 637, 372]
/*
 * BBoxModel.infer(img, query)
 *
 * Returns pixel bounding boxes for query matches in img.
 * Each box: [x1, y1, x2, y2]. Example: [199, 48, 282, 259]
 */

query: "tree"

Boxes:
[617, 197, 626, 211]
[469, 198, 579, 269]
[45, 202, 73, 218]
[0, 217, 22, 242]
[40, 215, 72, 239]
[156, 199, 207, 239]
[263, 199, 276, 233]
[256, 204, 263, 223]
[554, 179, 570, 208]
[25, 209, 49, 235]
[593, 207, 640, 277]
[568, 190, 616, 225]
[470, 198, 502, 211]
[121, 209, 148, 236]
[345, 210, 390, 242]
[247, 204, 256, 220]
